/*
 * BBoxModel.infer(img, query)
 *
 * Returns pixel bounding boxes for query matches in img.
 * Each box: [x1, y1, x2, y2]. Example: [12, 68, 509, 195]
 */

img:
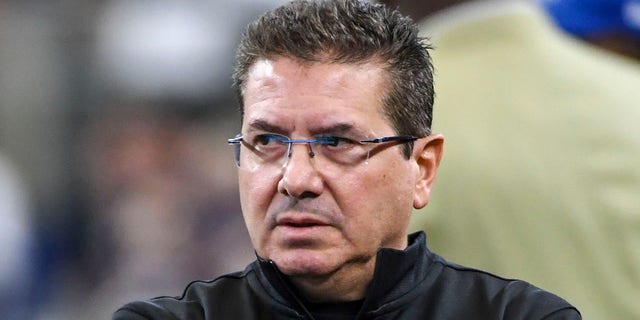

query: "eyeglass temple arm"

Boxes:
[227, 136, 243, 144]
[360, 135, 418, 144]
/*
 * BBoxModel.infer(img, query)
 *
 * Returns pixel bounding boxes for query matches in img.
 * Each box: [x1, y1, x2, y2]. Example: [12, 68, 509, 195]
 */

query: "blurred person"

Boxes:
[0, 3, 95, 318]
[541, 0, 640, 60]
[378, 0, 640, 319]
[113, 1, 580, 319]
[30, 1, 292, 319]
[35, 105, 254, 320]
[0, 153, 34, 320]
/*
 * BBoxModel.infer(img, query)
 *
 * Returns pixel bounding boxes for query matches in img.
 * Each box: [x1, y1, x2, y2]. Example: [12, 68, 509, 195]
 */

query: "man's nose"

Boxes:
[277, 143, 323, 198]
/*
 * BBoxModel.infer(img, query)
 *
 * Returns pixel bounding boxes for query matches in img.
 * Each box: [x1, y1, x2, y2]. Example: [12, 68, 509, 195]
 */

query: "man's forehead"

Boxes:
[247, 59, 276, 79]
[243, 57, 390, 102]
[241, 56, 393, 133]
[241, 103, 388, 138]
[246, 56, 388, 80]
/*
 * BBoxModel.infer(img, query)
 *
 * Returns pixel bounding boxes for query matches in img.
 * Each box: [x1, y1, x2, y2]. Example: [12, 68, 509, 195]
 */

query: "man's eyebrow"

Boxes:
[246, 119, 286, 134]
[247, 120, 362, 136]
[310, 123, 359, 136]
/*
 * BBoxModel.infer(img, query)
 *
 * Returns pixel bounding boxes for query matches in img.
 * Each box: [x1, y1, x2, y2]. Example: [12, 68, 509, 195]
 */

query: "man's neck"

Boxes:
[288, 256, 377, 303]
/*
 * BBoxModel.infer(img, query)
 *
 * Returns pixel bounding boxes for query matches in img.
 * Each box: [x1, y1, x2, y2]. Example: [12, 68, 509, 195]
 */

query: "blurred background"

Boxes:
[0, 0, 290, 319]
[0, 0, 638, 319]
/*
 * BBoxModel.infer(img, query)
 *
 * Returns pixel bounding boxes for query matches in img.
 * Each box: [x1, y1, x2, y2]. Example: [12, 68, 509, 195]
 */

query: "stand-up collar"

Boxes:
[254, 231, 435, 316]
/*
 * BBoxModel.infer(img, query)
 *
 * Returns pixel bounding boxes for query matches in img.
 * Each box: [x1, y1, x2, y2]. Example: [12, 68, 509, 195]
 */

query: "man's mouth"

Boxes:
[277, 216, 328, 228]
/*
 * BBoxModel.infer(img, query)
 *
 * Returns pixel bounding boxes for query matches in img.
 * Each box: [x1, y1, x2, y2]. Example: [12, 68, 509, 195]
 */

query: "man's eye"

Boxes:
[318, 136, 356, 147]
[254, 134, 285, 146]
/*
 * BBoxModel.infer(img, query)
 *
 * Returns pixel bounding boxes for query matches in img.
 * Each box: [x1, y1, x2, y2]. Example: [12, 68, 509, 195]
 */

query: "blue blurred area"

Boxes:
[541, 0, 640, 37]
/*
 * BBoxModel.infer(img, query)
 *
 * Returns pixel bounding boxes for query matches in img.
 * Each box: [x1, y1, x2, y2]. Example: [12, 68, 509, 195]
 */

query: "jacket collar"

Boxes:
[361, 231, 432, 310]
[254, 231, 434, 315]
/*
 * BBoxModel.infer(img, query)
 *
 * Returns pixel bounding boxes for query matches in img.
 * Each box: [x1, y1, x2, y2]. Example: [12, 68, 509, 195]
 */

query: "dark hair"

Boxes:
[232, 0, 434, 157]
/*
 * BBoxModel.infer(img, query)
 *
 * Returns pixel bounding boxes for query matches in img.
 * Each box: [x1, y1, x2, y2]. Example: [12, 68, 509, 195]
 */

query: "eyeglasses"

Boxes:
[227, 132, 419, 168]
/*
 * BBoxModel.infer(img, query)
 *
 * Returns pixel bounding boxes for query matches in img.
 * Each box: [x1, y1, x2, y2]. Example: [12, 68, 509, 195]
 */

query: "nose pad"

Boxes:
[307, 143, 315, 158]
[279, 142, 323, 198]
[285, 142, 316, 160]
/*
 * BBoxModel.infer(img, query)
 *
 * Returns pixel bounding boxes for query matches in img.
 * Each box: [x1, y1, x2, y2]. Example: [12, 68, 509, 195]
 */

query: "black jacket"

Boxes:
[113, 232, 581, 319]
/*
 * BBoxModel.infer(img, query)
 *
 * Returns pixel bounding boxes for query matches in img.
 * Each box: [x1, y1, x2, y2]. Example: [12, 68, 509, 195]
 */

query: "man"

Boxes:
[378, 0, 640, 319]
[113, 1, 580, 319]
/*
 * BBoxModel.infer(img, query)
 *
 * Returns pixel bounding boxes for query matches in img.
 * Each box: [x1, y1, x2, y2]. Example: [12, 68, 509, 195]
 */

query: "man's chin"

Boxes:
[271, 249, 339, 277]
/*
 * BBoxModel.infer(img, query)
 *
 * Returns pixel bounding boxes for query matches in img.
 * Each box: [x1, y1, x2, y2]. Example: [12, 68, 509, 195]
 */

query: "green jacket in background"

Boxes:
[410, 2, 640, 319]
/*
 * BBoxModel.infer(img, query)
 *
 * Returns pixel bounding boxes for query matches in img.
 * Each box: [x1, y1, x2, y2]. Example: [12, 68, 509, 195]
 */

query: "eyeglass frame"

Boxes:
[227, 133, 420, 167]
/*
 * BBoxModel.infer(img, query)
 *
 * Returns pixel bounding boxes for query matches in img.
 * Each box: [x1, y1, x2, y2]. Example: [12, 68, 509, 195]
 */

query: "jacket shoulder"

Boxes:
[112, 271, 248, 320]
[433, 260, 582, 319]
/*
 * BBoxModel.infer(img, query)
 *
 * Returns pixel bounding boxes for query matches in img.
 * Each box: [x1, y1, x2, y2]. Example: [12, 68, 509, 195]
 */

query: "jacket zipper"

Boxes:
[267, 260, 317, 320]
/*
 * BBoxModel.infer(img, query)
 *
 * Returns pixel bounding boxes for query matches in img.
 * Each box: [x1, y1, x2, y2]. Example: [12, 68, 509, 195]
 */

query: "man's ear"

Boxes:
[413, 134, 444, 209]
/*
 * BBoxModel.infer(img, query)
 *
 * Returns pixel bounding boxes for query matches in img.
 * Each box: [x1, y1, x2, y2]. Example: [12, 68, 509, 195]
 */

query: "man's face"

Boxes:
[238, 57, 424, 278]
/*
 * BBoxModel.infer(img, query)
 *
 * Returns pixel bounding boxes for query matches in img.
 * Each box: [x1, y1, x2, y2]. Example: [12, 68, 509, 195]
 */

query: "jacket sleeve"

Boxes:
[112, 307, 150, 320]
[112, 301, 182, 320]
[542, 307, 582, 320]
